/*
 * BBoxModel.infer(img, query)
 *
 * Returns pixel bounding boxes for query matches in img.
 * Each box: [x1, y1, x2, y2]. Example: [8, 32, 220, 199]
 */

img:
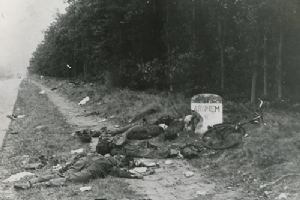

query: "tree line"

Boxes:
[28, 0, 300, 102]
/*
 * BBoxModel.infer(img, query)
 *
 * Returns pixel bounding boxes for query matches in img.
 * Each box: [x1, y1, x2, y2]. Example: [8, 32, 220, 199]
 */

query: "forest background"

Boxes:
[28, 0, 300, 103]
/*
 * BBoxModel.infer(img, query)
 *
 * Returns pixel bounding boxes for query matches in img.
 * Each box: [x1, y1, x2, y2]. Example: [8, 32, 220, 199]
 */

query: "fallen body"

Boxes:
[14, 153, 143, 190]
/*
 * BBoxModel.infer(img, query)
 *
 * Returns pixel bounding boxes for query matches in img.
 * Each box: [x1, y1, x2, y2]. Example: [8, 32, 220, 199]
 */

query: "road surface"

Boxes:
[0, 78, 22, 149]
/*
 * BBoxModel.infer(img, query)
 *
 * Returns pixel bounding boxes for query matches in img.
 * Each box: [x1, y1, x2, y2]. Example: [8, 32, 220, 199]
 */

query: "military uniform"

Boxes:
[14, 154, 139, 190]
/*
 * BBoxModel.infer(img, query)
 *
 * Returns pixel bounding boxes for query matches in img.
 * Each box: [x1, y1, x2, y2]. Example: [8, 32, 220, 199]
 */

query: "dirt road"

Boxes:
[31, 79, 256, 200]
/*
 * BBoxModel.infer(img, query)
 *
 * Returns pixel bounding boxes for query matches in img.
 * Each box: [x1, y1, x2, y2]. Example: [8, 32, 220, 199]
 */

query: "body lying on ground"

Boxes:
[14, 153, 142, 190]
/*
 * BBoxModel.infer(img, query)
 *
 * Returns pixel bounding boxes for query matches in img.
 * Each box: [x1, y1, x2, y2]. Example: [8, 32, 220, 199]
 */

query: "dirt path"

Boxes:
[31, 79, 253, 200]
[127, 159, 245, 200]
[31, 79, 113, 130]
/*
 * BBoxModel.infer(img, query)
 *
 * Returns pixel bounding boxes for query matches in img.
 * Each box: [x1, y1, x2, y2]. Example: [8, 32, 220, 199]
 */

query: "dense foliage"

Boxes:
[29, 0, 300, 101]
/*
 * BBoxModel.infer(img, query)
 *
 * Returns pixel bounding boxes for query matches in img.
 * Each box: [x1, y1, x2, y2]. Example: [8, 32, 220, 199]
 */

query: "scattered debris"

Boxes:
[99, 118, 107, 123]
[184, 171, 194, 178]
[129, 167, 155, 176]
[196, 190, 208, 196]
[177, 152, 184, 159]
[90, 137, 99, 152]
[71, 148, 84, 154]
[276, 193, 288, 200]
[53, 164, 63, 171]
[134, 159, 158, 167]
[3, 172, 35, 183]
[9, 131, 19, 135]
[164, 160, 173, 165]
[263, 191, 272, 197]
[129, 167, 148, 174]
[7, 114, 25, 120]
[80, 186, 92, 192]
[158, 124, 168, 130]
[7, 114, 17, 120]
[35, 125, 47, 130]
[78, 96, 90, 105]
[20, 155, 30, 166]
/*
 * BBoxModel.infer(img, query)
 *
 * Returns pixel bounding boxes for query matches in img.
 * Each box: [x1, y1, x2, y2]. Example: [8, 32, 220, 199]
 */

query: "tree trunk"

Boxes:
[192, 0, 197, 50]
[251, 52, 258, 104]
[83, 62, 88, 80]
[218, 19, 225, 91]
[165, 0, 173, 92]
[277, 18, 283, 99]
[263, 32, 268, 97]
[251, 68, 258, 104]
[105, 70, 113, 89]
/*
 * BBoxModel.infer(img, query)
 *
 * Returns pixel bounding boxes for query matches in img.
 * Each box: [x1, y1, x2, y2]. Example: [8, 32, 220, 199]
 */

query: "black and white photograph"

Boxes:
[0, 0, 300, 199]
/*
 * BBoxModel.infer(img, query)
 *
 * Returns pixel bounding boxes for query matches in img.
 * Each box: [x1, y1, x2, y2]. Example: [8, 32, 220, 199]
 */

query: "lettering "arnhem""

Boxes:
[194, 105, 221, 112]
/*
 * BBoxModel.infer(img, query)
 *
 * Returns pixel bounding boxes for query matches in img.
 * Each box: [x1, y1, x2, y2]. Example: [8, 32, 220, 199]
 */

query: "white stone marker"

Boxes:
[191, 94, 223, 134]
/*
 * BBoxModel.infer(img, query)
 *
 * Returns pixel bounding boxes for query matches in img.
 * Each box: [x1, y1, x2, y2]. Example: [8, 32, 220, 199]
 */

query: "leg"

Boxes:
[29, 174, 60, 184]
[66, 170, 94, 183]
[14, 174, 61, 190]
